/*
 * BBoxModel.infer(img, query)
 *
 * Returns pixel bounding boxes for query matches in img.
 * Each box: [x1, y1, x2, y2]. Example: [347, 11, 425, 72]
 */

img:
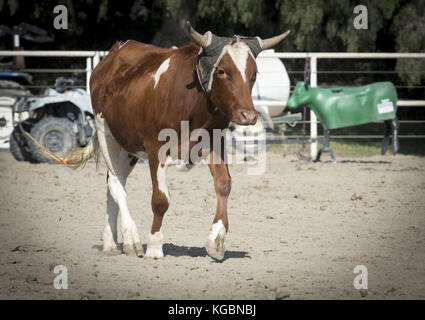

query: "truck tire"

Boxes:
[28, 117, 76, 163]
[9, 127, 33, 162]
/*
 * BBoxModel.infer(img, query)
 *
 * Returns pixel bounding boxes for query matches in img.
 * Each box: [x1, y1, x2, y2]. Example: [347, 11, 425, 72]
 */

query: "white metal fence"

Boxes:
[1, 50, 425, 158]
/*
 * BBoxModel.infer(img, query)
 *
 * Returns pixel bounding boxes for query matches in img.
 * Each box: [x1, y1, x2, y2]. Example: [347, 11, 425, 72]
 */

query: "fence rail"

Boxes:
[1, 50, 424, 158]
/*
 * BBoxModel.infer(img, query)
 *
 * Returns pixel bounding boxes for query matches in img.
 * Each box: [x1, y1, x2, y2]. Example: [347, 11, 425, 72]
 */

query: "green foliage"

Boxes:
[393, 0, 425, 85]
[275, 0, 403, 52]
[197, 0, 262, 28]
[0, 0, 423, 87]
[96, 0, 109, 23]
[7, 0, 18, 16]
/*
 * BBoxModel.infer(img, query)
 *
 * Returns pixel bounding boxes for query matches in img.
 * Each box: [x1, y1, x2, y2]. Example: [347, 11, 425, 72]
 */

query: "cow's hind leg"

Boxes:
[145, 154, 169, 259]
[103, 188, 120, 255]
[96, 116, 143, 256]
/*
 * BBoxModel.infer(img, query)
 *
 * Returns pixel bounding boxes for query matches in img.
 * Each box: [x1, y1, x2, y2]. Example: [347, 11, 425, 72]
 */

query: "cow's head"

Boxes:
[187, 22, 290, 126]
[287, 81, 312, 109]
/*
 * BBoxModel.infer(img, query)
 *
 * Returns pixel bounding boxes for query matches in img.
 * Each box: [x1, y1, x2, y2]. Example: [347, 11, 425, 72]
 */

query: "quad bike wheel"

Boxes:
[9, 126, 33, 161]
[28, 117, 76, 163]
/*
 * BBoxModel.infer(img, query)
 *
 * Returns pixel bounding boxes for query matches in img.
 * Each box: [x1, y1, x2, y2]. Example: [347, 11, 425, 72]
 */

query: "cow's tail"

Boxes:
[24, 131, 100, 170]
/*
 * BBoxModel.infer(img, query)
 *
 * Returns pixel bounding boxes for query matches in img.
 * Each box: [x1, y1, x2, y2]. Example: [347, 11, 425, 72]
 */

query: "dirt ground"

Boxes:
[0, 149, 424, 300]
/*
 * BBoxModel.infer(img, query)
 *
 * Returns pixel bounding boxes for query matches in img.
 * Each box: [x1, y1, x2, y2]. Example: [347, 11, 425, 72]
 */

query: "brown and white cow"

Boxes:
[64, 22, 289, 260]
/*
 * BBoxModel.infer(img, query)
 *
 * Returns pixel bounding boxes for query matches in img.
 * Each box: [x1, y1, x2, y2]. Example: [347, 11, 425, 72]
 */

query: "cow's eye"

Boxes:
[251, 75, 256, 83]
[217, 69, 225, 76]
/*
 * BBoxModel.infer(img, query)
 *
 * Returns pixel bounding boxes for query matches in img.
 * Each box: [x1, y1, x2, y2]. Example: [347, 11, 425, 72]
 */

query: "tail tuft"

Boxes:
[24, 131, 99, 169]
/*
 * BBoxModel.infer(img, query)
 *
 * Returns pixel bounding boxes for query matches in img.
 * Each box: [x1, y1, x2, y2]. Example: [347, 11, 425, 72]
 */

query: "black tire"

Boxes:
[0, 80, 31, 98]
[9, 127, 33, 162]
[28, 117, 77, 163]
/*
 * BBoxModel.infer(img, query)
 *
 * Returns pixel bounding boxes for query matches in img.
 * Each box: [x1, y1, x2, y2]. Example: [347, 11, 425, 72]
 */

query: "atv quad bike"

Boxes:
[10, 77, 95, 163]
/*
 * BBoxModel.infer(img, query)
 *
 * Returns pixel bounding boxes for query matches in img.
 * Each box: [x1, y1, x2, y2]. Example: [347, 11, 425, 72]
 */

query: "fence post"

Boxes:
[310, 55, 318, 159]
[93, 51, 100, 69]
[86, 56, 92, 92]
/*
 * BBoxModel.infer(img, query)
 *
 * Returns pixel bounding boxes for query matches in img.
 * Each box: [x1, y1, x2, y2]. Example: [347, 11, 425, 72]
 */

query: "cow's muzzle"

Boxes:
[234, 109, 258, 125]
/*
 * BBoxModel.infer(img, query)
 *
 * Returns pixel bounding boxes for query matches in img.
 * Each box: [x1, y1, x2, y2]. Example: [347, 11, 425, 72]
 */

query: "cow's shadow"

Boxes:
[159, 243, 251, 262]
[92, 243, 250, 262]
[337, 160, 392, 164]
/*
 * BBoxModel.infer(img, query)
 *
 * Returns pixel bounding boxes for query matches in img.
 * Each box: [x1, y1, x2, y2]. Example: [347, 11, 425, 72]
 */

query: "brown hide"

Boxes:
[89, 40, 232, 157]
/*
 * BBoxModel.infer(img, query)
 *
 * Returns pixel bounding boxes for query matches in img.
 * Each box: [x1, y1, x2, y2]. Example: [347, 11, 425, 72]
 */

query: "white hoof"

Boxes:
[121, 222, 143, 256]
[123, 241, 144, 257]
[145, 230, 164, 259]
[205, 220, 227, 260]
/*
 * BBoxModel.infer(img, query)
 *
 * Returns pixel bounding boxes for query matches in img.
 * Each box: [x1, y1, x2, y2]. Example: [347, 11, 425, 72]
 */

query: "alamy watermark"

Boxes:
[353, 265, 368, 290]
[53, 5, 68, 30]
[158, 121, 267, 175]
[53, 265, 68, 289]
[353, 5, 368, 30]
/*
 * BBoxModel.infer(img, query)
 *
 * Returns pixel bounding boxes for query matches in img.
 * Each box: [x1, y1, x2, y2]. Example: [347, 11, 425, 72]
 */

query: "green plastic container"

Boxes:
[286, 81, 398, 130]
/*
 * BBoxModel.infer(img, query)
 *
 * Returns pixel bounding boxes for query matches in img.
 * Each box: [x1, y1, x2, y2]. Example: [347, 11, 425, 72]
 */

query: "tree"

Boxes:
[0, 0, 423, 89]
[393, 0, 425, 85]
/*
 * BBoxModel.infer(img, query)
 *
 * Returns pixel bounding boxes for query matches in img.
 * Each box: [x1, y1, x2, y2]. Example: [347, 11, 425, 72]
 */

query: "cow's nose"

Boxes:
[240, 110, 258, 125]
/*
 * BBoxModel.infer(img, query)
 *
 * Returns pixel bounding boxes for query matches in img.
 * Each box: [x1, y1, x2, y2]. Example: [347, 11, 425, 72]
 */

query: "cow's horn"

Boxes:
[186, 21, 209, 48]
[260, 30, 290, 50]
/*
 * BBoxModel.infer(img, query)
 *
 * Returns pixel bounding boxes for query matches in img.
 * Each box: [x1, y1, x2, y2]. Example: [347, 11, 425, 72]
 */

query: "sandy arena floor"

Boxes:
[0, 149, 424, 299]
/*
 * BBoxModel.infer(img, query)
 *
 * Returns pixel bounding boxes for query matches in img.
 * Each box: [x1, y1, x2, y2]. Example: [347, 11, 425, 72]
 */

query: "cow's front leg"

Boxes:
[146, 153, 169, 259]
[206, 153, 231, 260]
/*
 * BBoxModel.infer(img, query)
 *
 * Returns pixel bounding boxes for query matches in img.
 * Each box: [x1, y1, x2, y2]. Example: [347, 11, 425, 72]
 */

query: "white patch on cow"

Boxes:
[95, 114, 113, 137]
[227, 42, 250, 82]
[107, 164, 141, 251]
[95, 113, 142, 255]
[145, 229, 164, 259]
[135, 151, 148, 160]
[205, 219, 227, 259]
[153, 58, 170, 89]
[157, 162, 170, 201]
[119, 40, 129, 49]
[207, 219, 226, 242]
[102, 199, 117, 253]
